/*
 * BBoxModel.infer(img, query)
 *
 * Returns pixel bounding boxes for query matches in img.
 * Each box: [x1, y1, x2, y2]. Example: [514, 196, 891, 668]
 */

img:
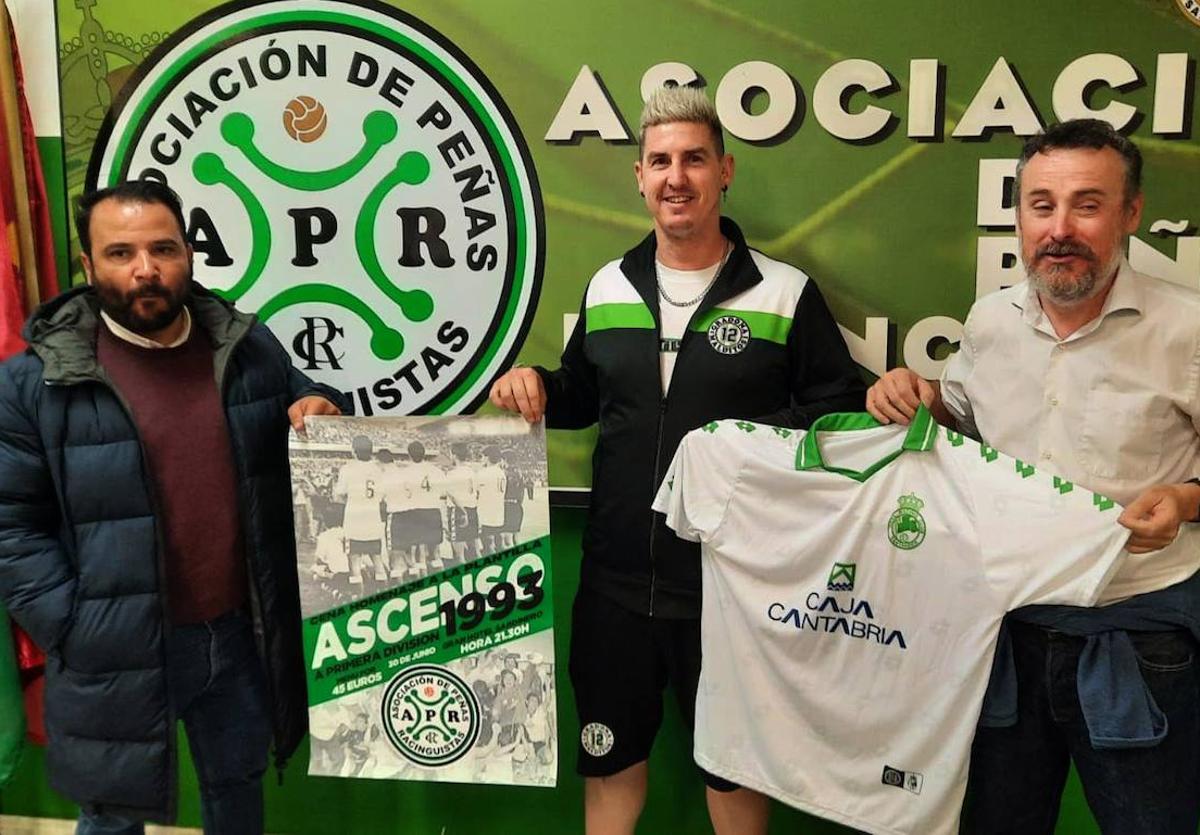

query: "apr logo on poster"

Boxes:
[381, 665, 482, 766]
[87, 0, 544, 416]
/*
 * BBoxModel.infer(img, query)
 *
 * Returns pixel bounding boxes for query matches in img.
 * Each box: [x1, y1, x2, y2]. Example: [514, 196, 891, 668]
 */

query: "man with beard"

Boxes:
[867, 119, 1200, 832]
[0, 179, 347, 833]
[490, 86, 864, 835]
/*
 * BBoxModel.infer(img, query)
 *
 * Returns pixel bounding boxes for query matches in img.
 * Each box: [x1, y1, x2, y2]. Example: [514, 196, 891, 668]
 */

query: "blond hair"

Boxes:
[638, 86, 724, 156]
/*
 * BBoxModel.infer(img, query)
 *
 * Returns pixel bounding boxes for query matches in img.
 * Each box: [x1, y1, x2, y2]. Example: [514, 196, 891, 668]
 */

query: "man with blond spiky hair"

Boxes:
[491, 85, 864, 834]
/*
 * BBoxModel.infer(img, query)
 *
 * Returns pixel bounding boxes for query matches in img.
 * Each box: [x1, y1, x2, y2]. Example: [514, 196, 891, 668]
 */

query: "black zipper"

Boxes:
[647, 396, 667, 617]
[647, 293, 709, 617]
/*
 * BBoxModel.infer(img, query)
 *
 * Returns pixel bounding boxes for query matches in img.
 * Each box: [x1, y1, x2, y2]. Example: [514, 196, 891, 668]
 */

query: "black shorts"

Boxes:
[568, 588, 739, 792]
[389, 509, 443, 549]
[411, 508, 444, 546]
[451, 506, 479, 540]
[503, 499, 524, 534]
[347, 539, 381, 557]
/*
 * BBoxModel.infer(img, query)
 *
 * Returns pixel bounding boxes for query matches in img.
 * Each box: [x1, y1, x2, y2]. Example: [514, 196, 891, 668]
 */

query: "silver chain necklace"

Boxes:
[657, 241, 731, 308]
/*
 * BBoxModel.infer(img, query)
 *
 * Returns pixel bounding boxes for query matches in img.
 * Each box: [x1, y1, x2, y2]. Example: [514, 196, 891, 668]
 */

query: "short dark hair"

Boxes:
[351, 434, 373, 460]
[1015, 119, 1143, 207]
[75, 179, 188, 255]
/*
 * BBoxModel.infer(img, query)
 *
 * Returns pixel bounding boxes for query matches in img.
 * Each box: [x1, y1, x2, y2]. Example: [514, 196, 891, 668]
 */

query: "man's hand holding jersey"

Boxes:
[867, 368, 1200, 555]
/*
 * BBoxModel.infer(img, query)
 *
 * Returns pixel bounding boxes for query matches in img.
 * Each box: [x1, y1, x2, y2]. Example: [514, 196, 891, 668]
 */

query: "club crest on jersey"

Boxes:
[707, 315, 750, 355]
[827, 562, 856, 591]
[581, 722, 615, 757]
[888, 493, 926, 550]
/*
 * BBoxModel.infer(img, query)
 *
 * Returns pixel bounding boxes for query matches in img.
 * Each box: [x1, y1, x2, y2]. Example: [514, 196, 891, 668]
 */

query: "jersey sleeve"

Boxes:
[1096, 525, 1200, 604]
[959, 441, 1130, 608]
[652, 425, 743, 542]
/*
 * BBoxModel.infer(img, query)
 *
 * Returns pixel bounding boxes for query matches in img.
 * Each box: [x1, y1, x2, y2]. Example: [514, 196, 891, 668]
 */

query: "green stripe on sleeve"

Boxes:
[586, 302, 656, 332]
[690, 308, 792, 345]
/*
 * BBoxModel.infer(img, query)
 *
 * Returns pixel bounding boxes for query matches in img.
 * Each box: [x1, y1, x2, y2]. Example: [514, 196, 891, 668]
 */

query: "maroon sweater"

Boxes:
[97, 320, 247, 624]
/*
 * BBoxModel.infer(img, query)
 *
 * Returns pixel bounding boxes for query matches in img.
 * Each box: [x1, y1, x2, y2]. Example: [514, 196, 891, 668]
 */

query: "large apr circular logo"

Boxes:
[380, 665, 481, 766]
[87, 0, 544, 415]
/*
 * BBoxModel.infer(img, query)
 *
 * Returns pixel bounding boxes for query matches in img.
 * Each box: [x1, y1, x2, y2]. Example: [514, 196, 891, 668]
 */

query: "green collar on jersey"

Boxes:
[795, 405, 938, 481]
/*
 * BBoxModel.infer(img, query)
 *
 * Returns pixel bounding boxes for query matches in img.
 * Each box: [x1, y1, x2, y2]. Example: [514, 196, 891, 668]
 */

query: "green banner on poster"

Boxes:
[304, 538, 553, 706]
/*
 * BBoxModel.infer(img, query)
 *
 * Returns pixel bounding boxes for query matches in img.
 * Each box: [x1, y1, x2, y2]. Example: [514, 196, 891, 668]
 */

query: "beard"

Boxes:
[1021, 237, 1124, 307]
[95, 269, 192, 336]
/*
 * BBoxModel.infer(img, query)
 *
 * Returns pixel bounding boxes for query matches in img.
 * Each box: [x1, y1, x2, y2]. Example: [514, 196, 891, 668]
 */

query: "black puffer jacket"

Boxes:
[0, 285, 349, 821]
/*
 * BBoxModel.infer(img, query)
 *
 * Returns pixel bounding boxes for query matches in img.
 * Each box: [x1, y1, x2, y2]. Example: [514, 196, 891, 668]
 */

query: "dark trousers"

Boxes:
[962, 621, 1200, 834]
[76, 609, 272, 835]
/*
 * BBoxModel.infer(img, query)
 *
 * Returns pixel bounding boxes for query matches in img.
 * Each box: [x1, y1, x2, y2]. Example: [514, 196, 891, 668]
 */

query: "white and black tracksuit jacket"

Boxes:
[536, 217, 866, 619]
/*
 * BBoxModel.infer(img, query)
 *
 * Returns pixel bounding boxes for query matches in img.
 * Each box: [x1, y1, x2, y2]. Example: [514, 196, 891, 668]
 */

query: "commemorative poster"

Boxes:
[290, 414, 556, 787]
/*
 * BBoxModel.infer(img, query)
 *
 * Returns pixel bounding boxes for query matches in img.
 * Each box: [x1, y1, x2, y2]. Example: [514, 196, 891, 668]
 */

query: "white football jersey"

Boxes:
[381, 461, 445, 512]
[315, 527, 348, 574]
[653, 407, 1133, 835]
[405, 461, 448, 510]
[475, 463, 507, 527]
[333, 459, 385, 541]
[443, 464, 477, 508]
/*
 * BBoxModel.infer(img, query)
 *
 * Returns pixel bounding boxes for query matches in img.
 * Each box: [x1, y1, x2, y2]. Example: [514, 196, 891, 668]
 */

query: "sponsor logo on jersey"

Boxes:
[581, 722, 615, 757]
[827, 562, 856, 591]
[768, 584, 908, 650]
[888, 493, 926, 550]
[708, 315, 750, 355]
[881, 764, 924, 795]
[380, 664, 481, 766]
